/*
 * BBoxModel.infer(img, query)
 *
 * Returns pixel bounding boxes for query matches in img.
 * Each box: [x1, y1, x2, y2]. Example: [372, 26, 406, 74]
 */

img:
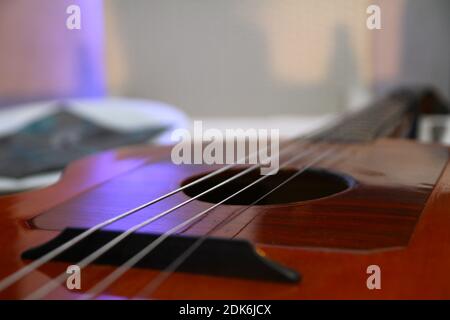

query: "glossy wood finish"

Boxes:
[0, 139, 449, 299]
[31, 140, 448, 250]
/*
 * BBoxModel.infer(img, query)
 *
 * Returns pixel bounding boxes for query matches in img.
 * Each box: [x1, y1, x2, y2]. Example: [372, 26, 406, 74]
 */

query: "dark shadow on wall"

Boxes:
[400, 0, 450, 100]
[375, 0, 450, 100]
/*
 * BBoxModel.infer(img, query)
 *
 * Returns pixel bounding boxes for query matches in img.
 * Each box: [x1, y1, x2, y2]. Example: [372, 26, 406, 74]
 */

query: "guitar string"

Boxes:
[134, 145, 352, 298]
[25, 140, 329, 300]
[81, 100, 404, 299]
[24, 99, 391, 299]
[0, 115, 344, 293]
[13, 97, 400, 298]
[175, 143, 350, 237]
[80, 144, 342, 299]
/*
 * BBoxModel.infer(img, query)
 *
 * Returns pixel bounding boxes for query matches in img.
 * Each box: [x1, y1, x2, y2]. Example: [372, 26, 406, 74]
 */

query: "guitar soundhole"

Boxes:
[181, 168, 354, 205]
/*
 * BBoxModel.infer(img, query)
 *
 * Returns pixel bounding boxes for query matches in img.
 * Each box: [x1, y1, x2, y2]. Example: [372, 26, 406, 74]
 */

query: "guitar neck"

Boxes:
[321, 90, 423, 143]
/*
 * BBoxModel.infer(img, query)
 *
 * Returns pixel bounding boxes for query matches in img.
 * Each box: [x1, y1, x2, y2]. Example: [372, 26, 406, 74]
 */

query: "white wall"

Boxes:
[104, 0, 449, 117]
[105, 0, 374, 116]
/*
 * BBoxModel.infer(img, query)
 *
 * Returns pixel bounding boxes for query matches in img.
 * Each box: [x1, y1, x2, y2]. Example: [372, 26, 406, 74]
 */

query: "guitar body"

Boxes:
[0, 138, 449, 299]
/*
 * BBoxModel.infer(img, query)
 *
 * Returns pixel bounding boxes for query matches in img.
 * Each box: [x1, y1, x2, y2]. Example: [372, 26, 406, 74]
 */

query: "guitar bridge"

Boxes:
[22, 228, 300, 283]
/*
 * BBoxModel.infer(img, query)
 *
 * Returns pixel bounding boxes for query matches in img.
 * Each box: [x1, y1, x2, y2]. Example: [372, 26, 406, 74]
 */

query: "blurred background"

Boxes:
[0, 0, 449, 192]
[0, 0, 448, 113]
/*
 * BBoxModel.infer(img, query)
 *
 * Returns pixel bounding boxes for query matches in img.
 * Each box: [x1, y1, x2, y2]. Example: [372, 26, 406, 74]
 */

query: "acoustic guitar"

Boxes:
[0, 89, 449, 299]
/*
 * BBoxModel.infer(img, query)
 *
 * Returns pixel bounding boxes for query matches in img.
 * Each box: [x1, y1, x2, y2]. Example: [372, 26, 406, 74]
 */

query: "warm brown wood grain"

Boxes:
[31, 139, 448, 250]
[0, 139, 449, 299]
